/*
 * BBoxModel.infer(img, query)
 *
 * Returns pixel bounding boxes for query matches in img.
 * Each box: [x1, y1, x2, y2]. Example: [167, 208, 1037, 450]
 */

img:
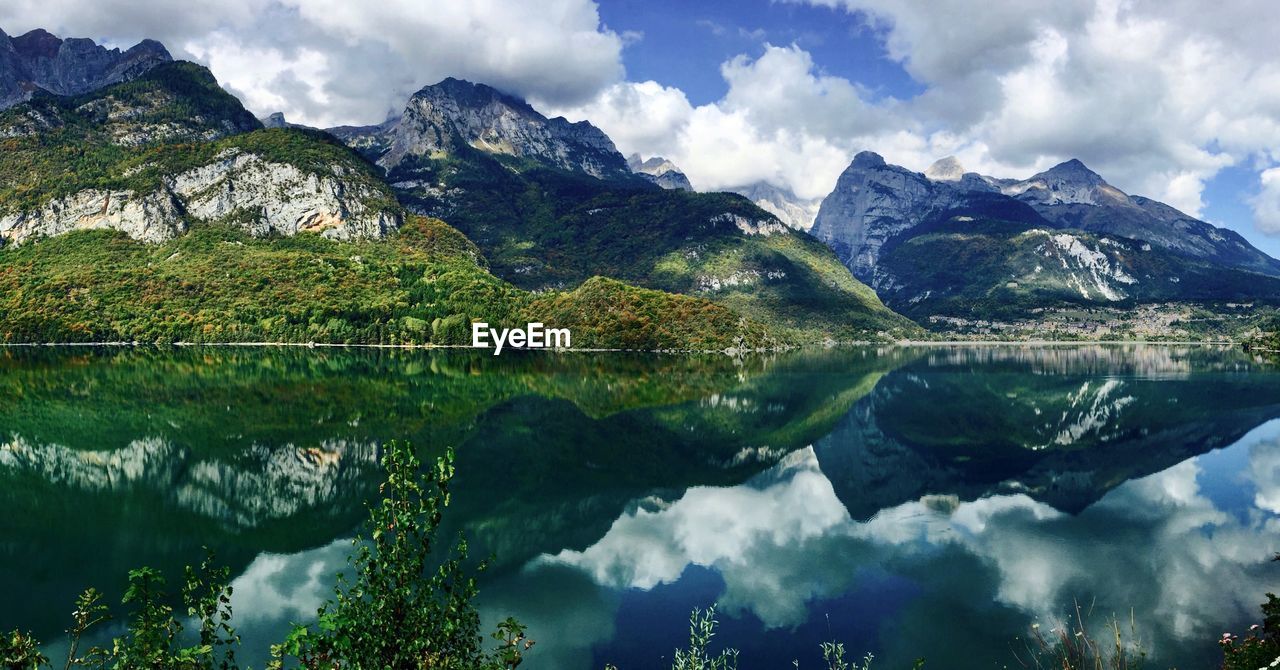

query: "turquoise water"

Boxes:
[1, 345, 1278, 668]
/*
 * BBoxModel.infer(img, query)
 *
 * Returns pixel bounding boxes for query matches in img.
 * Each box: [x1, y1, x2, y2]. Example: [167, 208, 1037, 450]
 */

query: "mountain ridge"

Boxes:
[0, 27, 171, 109]
[327, 78, 917, 340]
[810, 151, 1280, 325]
[813, 151, 1280, 279]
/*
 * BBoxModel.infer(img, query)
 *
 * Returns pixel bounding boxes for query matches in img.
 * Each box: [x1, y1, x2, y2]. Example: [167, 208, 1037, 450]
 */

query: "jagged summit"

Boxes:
[414, 77, 533, 114]
[341, 75, 632, 179]
[1005, 157, 1125, 207]
[732, 181, 823, 232]
[924, 156, 966, 182]
[1030, 158, 1106, 185]
[627, 153, 692, 191]
[811, 150, 1280, 297]
[851, 150, 887, 167]
[0, 27, 172, 109]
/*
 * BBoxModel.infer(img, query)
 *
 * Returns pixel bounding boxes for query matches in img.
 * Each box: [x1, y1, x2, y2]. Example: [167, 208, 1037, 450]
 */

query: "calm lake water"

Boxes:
[2, 345, 1279, 668]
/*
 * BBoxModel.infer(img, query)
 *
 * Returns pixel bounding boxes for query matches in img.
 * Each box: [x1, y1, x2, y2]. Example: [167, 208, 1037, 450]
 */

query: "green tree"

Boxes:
[271, 442, 530, 670]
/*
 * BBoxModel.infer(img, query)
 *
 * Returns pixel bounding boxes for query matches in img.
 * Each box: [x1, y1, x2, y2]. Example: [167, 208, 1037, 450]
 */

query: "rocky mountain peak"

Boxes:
[374, 76, 631, 179]
[11, 29, 62, 59]
[1005, 157, 1121, 207]
[415, 77, 531, 114]
[0, 27, 172, 109]
[811, 151, 1280, 287]
[924, 156, 966, 182]
[1034, 158, 1104, 185]
[851, 151, 887, 168]
[627, 154, 693, 191]
[733, 181, 823, 232]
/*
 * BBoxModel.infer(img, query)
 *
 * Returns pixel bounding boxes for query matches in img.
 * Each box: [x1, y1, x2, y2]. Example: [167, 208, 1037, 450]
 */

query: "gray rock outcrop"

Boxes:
[335, 77, 632, 179]
[0, 149, 400, 245]
[731, 182, 823, 232]
[811, 151, 1280, 283]
[0, 27, 171, 109]
[627, 154, 693, 191]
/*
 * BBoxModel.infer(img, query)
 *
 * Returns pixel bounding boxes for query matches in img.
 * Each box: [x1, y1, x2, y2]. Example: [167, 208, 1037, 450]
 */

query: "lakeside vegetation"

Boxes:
[0, 217, 777, 351]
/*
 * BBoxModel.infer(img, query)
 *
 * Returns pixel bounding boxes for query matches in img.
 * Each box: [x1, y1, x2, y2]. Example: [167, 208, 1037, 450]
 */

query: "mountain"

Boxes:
[259, 111, 314, 130]
[1004, 160, 1280, 275]
[0, 27, 171, 109]
[810, 152, 1280, 324]
[330, 79, 917, 341]
[0, 61, 400, 245]
[0, 51, 787, 349]
[627, 153, 693, 191]
[731, 181, 823, 232]
[333, 77, 633, 180]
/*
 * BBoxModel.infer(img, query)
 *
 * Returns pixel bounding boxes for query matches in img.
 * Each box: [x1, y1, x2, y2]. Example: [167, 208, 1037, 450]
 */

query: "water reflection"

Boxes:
[1, 345, 1278, 669]
[509, 426, 1280, 668]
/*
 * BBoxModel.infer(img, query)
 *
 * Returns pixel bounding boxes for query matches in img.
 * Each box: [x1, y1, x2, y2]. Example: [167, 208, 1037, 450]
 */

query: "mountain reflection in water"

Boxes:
[0, 345, 1277, 669]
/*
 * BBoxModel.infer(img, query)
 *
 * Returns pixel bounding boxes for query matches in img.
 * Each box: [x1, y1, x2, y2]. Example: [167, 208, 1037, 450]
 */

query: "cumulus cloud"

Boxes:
[553, 0, 1280, 232]
[6, 0, 1280, 235]
[0, 0, 625, 128]
[1251, 168, 1280, 235]
[780, 0, 1280, 223]
[548, 45, 900, 199]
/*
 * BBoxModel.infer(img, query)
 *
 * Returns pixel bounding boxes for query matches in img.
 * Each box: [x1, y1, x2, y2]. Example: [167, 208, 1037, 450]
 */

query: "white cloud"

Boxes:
[782, 0, 1280, 225]
[1251, 168, 1280, 235]
[0, 0, 625, 128]
[548, 45, 896, 199]
[556, 0, 1280, 234]
[7, 0, 1280, 237]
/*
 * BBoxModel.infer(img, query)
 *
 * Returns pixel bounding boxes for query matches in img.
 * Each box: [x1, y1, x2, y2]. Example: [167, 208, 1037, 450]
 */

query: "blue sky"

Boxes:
[596, 0, 922, 106]
[592, 0, 1279, 257]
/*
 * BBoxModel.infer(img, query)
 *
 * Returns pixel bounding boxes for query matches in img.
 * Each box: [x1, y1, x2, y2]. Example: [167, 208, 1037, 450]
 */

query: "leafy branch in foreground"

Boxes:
[269, 441, 530, 670]
[0, 556, 240, 670]
[1, 441, 526, 670]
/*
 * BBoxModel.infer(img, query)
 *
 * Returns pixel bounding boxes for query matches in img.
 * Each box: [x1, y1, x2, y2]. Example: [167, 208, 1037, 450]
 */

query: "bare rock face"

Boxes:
[0, 27, 171, 109]
[0, 149, 400, 246]
[731, 182, 823, 232]
[923, 156, 966, 182]
[344, 77, 632, 179]
[628, 154, 693, 191]
[810, 152, 963, 282]
[812, 152, 1280, 283]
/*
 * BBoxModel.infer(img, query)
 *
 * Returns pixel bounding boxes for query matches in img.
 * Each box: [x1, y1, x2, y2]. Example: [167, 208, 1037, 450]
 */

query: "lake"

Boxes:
[2, 344, 1278, 668]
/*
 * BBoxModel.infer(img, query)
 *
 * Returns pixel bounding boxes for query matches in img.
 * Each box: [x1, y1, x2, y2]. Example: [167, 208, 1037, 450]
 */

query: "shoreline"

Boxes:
[0, 339, 1244, 352]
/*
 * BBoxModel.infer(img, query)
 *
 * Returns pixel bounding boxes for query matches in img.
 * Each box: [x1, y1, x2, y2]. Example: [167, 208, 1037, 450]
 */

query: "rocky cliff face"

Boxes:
[810, 152, 966, 280]
[627, 154, 693, 191]
[0, 148, 400, 245]
[0, 61, 400, 247]
[357, 77, 632, 179]
[0, 27, 171, 109]
[813, 152, 1280, 285]
[732, 181, 823, 232]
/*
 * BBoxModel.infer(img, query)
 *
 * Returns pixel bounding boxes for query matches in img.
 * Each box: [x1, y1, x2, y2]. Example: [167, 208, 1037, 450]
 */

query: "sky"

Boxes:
[3, 0, 1280, 256]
